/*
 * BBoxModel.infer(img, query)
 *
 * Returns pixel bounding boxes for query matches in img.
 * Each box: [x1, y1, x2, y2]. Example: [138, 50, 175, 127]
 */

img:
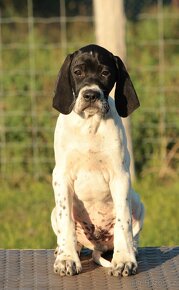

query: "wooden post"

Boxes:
[93, 0, 136, 181]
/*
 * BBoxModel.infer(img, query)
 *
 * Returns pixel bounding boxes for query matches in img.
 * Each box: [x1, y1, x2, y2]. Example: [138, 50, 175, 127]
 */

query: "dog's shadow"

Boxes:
[136, 247, 179, 274]
[80, 247, 179, 275]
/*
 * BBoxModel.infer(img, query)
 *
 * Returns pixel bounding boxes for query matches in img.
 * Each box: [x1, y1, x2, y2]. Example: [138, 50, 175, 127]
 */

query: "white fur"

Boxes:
[51, 95, 144, 275]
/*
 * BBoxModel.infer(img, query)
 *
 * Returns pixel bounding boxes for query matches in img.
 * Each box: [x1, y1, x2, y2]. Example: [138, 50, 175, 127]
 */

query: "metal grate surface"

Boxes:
[0, 247, 179, 290]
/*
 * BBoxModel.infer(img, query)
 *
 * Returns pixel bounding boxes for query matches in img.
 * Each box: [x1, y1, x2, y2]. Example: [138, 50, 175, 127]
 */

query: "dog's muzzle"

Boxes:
[74, 85, 110, 116]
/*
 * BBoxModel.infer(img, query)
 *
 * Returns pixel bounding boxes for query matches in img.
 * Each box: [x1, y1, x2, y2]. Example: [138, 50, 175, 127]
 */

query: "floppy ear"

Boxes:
[53, 54, 75, 114]
[114, 56, 140, 117]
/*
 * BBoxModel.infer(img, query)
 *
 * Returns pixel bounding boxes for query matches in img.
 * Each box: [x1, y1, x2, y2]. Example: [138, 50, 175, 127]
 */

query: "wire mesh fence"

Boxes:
[0, 0, 178, 182]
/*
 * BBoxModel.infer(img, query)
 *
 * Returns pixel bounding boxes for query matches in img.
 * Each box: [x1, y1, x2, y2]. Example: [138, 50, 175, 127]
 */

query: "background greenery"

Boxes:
[0, 1, 178, 249]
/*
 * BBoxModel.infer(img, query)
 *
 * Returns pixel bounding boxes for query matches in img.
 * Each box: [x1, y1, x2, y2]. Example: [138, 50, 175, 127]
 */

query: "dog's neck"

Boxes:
[86, 113, 102, 134]
[73, 110, 106, 135]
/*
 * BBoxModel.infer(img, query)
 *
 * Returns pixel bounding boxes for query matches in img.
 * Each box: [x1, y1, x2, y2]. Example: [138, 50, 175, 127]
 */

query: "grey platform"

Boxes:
[0, 247, 179, 290]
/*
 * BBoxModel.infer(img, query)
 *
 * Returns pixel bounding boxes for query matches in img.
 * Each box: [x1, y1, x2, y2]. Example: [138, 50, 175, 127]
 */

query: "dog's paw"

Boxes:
[108, 261, 137, 277]
[54, 254, 82, 276]
[108, 254, 137, 277]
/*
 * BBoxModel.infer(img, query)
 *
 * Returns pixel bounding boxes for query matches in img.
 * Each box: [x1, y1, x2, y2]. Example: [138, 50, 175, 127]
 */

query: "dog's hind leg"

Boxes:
[51, 207, 58, 235]
[51, 207, 83, 259]
[51, 207, 59, 257]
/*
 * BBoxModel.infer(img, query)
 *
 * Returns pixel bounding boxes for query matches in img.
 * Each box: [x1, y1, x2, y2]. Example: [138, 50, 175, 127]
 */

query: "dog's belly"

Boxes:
[73, 198, 115, 251]
[71, 157, 115, 251]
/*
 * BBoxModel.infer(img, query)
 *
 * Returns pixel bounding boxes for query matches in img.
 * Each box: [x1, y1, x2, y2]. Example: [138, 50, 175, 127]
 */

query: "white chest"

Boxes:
[54, 101, 130, 202]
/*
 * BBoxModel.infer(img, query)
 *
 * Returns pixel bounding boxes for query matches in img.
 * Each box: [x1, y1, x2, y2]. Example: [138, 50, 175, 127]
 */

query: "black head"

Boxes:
[53, 44, 139, 117]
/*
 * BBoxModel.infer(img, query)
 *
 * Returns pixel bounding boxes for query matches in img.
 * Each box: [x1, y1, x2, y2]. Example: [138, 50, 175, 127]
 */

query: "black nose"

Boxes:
[83, 90, 100, 102]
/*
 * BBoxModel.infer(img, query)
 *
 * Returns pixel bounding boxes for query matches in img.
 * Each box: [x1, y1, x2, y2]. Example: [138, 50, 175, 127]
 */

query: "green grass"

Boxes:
[0, 177, 178, 249]
[0, 180, 56, 249]
[134, 177, 179, 247]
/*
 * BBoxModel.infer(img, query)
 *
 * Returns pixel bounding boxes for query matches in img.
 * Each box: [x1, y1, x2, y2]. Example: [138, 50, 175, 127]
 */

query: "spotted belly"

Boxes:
[73, 200, 115, 251]
[75, 221, 114, 251]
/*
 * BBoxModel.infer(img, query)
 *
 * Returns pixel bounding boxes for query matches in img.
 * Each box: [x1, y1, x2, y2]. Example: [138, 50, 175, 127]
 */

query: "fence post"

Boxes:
[93, 0, 136, 181]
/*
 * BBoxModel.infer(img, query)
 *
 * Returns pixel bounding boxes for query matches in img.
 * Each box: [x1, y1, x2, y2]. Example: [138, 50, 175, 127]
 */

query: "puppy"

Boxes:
[51, 44, 144, 277]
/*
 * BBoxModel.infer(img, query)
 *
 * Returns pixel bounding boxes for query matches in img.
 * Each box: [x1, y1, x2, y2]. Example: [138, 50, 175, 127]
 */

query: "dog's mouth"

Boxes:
[82, 102, 100, 112]
[79, 98, 109, 117]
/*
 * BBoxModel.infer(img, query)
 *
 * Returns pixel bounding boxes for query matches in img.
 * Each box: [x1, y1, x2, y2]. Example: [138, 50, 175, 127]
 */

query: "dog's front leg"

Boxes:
[52, 167, 82, 276]
[109, 171, 137, 277]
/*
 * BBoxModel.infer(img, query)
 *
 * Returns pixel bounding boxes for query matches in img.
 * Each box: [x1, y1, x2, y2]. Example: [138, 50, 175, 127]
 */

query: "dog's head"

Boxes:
[53, 44, 140, 117]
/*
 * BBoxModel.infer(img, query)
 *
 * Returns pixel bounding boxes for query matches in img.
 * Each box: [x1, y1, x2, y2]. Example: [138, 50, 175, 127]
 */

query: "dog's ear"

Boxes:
[53, 54, 75, 114]
[114, 56, 140, 117]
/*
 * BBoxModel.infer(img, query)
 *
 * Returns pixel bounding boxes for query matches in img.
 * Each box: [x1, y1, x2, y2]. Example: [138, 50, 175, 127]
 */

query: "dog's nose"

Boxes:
[83, 90, 100, 102]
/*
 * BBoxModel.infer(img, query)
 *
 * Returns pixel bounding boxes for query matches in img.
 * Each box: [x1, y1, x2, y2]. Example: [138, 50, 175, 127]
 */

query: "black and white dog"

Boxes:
[51, 44, 144, 277]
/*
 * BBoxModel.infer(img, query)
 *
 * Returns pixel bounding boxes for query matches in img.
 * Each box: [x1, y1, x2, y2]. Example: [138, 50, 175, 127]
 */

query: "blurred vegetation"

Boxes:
[127, 6, 179, 177]
[0, 2, 178, 248]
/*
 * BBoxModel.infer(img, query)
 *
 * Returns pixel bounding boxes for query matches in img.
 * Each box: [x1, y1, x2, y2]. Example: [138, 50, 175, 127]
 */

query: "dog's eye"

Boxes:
[101, 70, 110, 77]
[74, 69, 83, 76]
